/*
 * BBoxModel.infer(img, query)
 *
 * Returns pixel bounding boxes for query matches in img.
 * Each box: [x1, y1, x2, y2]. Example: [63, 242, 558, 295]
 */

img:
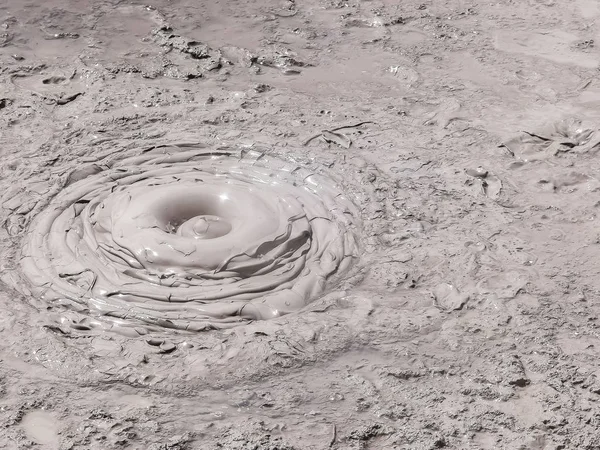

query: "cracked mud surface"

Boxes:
[2, 0, 600, 449]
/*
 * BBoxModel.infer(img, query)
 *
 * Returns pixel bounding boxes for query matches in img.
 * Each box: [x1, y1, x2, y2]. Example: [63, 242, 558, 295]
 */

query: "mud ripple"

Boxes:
[18, 145, 361, 334]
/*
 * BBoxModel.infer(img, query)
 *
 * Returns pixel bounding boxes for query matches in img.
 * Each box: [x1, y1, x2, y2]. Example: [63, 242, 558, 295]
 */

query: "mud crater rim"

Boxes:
[17, 145, 363, 335]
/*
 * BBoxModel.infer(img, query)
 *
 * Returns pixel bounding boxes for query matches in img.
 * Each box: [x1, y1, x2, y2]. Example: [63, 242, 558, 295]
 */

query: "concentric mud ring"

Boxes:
[19, 144, 361, 333]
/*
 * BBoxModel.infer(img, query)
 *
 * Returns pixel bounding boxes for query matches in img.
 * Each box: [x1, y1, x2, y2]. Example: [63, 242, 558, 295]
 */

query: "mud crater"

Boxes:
[16, 144, 362, 335]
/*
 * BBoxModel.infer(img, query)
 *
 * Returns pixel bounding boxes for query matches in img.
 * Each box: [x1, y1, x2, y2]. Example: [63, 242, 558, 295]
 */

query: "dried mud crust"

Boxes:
[2, 0, 600, 449]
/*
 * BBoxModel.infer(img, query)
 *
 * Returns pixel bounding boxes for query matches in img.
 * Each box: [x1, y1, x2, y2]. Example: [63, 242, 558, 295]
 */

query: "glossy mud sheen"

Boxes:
[20, 146, 360, 333]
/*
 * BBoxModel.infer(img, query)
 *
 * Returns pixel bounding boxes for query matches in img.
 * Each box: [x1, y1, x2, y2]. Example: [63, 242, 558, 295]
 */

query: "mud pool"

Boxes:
[17, 146, 362, 333]
[2, 0, 600, 449]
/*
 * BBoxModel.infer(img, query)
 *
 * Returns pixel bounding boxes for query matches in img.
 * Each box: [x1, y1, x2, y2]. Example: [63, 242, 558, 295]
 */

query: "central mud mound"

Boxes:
[19, 145, 360, 334]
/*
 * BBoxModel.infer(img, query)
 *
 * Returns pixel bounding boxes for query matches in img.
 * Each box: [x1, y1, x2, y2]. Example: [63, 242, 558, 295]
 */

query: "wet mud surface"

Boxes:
[2, 0, 600, 449]
[15, 145, 363, 333]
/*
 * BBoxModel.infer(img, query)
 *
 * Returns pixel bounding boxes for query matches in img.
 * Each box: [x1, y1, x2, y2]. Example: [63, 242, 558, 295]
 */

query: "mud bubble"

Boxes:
[19, 145, 361, 334]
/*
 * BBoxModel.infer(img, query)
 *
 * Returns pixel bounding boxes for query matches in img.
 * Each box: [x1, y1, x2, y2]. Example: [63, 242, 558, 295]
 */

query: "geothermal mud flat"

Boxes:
[3, 0, 600, 449]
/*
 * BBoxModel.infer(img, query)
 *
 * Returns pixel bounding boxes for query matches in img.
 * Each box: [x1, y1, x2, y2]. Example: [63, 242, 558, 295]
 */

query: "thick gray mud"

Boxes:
[2, 0, 600, 449]
[15, 146, 362, 334]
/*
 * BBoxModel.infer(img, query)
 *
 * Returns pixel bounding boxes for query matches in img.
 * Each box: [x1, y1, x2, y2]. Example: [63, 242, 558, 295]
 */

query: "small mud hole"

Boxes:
[17, 145, 361, 334]
[41, 76, 67, 85]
